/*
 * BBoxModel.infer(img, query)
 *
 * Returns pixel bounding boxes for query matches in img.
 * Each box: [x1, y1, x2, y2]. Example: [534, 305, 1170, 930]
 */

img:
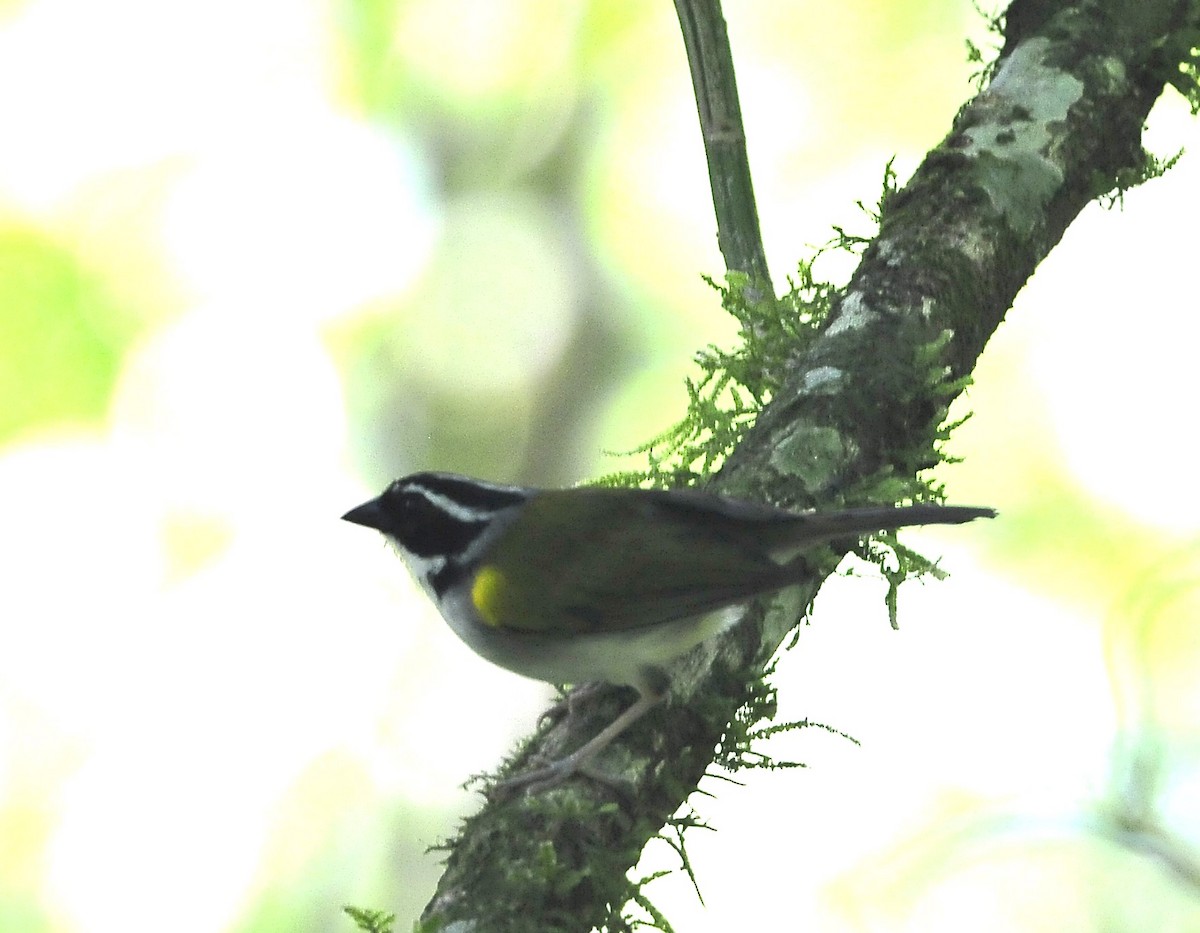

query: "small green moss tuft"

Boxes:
[343, 906, 397, 933]
[599, 256, 835, 491]
[1094, 145, 1184, 208]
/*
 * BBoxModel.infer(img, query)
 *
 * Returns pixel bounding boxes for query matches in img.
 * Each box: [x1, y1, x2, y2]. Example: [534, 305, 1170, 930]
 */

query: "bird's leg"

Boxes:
[536, 681, 606, 731]
[492, 689, 664, 796]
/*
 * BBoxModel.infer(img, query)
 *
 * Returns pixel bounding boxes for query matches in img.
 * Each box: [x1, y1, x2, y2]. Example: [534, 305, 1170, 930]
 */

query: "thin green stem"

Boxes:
[673, 0, 774, 299]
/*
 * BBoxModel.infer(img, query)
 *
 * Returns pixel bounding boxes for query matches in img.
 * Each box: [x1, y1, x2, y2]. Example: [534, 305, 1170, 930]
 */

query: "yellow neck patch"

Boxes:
[471, 565, 509, 628]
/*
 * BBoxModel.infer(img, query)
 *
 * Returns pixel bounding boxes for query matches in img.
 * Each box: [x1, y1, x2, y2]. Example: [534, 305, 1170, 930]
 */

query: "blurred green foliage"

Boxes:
[0, 227, 137, 442]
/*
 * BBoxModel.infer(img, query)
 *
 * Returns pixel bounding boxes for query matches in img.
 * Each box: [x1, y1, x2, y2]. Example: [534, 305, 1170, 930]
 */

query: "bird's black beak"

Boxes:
[342, 497, 387, 530]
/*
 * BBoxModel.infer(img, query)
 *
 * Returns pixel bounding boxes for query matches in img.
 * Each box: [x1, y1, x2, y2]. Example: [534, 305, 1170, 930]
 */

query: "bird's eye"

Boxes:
[397, 489, 438, 534]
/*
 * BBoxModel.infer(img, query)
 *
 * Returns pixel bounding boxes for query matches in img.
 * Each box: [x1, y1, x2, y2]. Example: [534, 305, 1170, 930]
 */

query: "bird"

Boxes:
[342, 471, 994, 791]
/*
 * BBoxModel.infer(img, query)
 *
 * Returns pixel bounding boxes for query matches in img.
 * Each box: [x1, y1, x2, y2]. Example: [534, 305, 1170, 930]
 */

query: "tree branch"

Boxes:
[418, 2, 1200, 930]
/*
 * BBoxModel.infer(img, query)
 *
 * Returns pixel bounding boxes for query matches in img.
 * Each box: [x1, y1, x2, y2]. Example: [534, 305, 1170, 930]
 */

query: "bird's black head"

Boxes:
[342, 472, 529, 560]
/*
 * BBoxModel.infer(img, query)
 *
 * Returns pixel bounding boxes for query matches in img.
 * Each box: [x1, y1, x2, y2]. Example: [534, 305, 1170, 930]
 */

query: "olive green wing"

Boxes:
[472, 486, 992, 635]
[476, 488, 797, 635]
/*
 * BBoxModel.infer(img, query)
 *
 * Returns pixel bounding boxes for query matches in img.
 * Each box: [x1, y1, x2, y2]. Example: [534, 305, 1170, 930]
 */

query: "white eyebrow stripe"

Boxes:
[406, 485, 513, 522]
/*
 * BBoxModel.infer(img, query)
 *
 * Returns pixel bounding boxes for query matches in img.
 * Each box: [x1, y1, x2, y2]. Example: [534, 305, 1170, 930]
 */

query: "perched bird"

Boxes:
[343, 472, 994, 790]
